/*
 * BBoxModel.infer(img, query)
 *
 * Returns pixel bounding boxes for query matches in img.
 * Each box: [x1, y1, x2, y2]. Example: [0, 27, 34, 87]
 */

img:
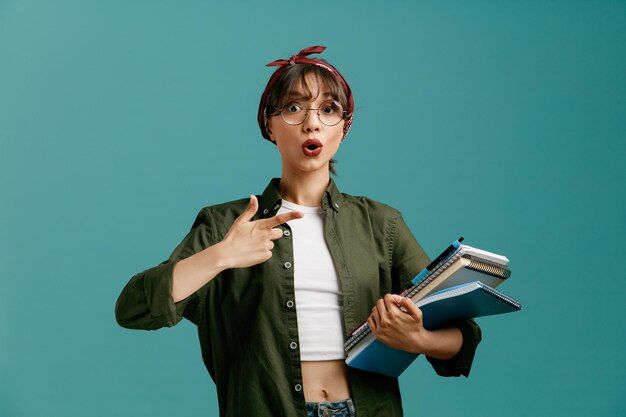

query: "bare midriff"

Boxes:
[301, 360, 352, 402]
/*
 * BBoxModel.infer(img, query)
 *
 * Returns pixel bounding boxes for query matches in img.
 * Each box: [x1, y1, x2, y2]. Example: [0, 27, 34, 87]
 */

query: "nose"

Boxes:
[302, 109, 321, 133]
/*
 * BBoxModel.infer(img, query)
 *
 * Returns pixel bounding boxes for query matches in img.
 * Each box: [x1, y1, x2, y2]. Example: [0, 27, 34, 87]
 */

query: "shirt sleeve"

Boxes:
[390, 212, 482, 378]
[426, 318, 482, 377]
[114, 208, 215, 330]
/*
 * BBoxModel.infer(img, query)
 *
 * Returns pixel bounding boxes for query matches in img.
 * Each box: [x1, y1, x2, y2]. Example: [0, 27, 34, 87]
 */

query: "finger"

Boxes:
[376, 297, 388, 316]
[389, 294, 407, 312]
[234, 195, 259, 225]
[371, 305, 381, 324]
[383, 294, 401, 314]
[367, 315, 377, 333]
[397, 297, 422, 321]
[269, 228, 284, 241]
[259, 211, 304, 228]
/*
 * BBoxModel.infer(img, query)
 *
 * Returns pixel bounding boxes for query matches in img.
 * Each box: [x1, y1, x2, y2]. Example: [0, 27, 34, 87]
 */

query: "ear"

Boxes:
[267, 120, 276, 143]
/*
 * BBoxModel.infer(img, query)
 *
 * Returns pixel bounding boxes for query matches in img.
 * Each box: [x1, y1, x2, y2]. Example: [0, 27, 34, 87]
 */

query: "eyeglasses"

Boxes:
[273, 100, 346, 126]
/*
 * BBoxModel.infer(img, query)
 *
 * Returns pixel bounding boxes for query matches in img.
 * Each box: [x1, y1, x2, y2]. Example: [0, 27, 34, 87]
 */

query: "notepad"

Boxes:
[345, 281, 522, 378]
[344, 252, 511, 353]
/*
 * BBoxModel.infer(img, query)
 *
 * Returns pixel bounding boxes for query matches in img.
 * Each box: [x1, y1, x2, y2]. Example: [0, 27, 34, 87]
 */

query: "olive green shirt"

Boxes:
[115, 178, 481, 417]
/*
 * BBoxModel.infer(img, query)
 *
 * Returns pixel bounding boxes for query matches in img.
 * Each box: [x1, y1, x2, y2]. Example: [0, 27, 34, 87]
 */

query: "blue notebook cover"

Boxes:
[345, 281, 522, 378]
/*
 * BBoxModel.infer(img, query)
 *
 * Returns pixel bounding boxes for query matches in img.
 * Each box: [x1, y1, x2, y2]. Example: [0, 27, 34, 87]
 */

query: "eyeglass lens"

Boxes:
[281, 100, 344, 126]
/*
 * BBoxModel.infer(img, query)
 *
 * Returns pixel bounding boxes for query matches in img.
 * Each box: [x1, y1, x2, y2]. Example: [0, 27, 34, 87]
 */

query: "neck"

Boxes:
[278, 168, 330, 207]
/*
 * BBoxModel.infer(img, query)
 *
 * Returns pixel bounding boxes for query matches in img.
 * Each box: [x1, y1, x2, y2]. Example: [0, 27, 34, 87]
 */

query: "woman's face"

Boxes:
[268, 76, 345, 176]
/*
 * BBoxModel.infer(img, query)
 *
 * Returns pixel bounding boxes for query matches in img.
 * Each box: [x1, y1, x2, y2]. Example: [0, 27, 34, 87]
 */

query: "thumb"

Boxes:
[234, 195, 258, 224]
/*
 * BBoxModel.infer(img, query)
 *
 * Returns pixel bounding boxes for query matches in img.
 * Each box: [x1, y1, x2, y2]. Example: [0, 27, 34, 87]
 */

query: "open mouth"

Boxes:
[302, 139, 323, 157]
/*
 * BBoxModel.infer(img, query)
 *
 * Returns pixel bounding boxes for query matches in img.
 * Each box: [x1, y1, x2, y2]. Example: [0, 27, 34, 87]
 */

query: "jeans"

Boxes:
[305, 398, 356, 417]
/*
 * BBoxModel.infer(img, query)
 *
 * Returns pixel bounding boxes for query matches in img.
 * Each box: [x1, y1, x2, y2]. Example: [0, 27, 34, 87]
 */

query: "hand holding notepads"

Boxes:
[344, 238, 522, 378]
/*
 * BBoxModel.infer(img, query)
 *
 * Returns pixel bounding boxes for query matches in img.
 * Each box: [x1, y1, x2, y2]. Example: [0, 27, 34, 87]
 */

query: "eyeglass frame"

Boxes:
[269, 100, 347, 127]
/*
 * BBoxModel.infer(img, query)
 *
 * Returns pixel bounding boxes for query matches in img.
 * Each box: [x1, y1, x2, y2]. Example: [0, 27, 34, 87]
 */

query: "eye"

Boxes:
[284, 102, 304, 113]
[320, 101, 340, 114]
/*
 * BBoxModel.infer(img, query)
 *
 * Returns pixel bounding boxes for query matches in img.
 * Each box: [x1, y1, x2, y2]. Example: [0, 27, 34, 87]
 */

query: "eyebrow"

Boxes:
[284, 92, 334, 101]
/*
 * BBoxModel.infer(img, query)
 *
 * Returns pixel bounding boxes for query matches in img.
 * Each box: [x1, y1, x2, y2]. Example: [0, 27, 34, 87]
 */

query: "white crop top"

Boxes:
[277, 200, 346, 360]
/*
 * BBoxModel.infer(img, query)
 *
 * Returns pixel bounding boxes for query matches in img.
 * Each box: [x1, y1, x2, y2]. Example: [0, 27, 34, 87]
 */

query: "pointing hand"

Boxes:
[219, 195, 303, 269]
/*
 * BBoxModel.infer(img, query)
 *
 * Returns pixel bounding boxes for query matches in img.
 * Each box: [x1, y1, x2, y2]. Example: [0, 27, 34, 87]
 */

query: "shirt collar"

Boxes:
[258, 177, 344, 218]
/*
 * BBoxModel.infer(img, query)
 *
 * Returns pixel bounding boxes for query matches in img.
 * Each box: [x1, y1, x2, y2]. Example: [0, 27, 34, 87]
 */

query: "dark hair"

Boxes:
[265, 63, 350, 175]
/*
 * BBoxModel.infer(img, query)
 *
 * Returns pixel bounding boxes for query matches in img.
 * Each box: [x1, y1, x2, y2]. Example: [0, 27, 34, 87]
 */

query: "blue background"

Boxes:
[1, 1, 625, 416]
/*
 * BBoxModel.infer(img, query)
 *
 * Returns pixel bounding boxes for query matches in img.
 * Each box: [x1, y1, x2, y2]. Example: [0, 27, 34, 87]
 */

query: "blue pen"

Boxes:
[410, 237, 464, 286]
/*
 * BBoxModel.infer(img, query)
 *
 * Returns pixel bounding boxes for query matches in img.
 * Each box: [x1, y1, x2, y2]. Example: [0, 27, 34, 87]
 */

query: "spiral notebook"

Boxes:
[344, 241, 511, 353]
[345, 281, 522, 378]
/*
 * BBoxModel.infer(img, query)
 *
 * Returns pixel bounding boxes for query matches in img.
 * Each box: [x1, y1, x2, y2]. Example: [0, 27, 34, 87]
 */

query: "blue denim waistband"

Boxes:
[305, 398, 356, 417]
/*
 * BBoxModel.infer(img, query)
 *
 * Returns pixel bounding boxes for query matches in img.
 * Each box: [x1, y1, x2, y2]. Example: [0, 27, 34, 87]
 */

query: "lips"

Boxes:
[302, 138, 323, 157]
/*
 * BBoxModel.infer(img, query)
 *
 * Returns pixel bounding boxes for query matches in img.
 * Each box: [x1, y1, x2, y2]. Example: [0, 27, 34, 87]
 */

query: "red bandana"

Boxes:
[257, 46, 354, 141]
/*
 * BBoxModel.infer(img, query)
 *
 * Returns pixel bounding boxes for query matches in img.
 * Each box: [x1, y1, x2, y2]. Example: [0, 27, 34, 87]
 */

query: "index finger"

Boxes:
[397, 296, 421, 319]
[258, 211, 304, 228]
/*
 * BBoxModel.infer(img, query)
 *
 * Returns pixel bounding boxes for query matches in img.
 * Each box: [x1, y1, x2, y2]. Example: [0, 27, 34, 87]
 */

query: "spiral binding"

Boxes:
[472, 281, 521, 309]
[462, 255, 512, 279]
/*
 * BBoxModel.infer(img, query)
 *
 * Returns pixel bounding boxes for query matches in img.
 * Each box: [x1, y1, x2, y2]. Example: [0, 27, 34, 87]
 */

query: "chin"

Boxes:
[285, 160, 330, 174]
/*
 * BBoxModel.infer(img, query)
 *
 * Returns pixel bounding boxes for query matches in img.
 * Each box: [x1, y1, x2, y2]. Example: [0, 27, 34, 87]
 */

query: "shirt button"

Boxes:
[283, 229, 291, 237]
[334, 203, 339, 209]
[290, 341, 298, 350]
[284, 261, 292, 269]
[294, 384, 302, 392]
[263, 209, 269, 214]
[286, 300, 294, 308]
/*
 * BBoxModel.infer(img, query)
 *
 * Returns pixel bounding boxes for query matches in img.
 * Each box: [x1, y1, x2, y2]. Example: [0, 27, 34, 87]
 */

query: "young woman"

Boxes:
[115, 46, 481, 417]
